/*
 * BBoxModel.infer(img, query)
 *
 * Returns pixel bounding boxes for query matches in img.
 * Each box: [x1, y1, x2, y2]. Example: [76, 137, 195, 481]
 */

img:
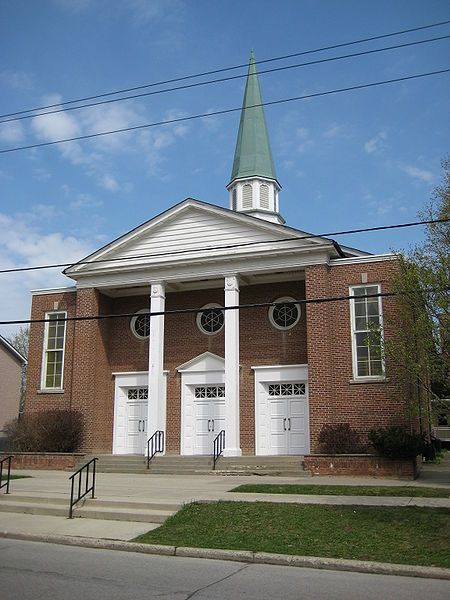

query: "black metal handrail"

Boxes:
[0, 455, 13, 494]
[213, 430, 225, 470]
[147, 430, 165, 469]
[68, 457, 97, 518]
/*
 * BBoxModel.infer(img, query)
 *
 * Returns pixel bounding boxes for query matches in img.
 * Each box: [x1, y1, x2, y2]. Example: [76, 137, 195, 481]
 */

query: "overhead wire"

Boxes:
[1, 34, 449, 124]
[1, 18, 449, 121]
[1, 288, 449, 327]
[0, 217, 448, 275]
[1, 68, 449, 155]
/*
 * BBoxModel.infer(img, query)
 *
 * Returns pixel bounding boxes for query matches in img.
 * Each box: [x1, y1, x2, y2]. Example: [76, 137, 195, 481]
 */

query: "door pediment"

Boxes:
[177, 351, 225, 373]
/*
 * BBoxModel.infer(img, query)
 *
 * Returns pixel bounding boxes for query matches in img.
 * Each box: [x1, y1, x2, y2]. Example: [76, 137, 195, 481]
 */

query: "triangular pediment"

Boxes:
[176, 351, 225, 373]
[65, 198, 332, 278]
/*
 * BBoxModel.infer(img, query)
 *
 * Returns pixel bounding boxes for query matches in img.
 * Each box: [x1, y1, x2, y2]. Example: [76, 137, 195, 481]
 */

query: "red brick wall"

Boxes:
[25, 291, 77, 414]
[25, 260, 408, 456]
[304, 260, 408, 453]
[5, 452, 85, 471]
[303, 454, 421, 479]
[164, 282, 307, 454]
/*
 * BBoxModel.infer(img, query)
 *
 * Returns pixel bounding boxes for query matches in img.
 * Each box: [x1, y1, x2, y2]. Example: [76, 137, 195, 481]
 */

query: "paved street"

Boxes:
[1, 538, 449, 600]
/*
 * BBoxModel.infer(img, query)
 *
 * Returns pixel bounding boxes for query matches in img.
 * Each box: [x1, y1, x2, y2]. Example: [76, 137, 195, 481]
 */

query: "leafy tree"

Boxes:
[6, 326, 29, 413]
[6, 326, 29, 359]
[386, 157, 449, 435]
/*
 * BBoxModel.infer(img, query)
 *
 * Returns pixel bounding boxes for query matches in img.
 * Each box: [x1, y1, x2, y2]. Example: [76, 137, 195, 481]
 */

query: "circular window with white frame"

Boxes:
[269, 296, 301, 331]
[197, 303, 224, 335]
[130, 309, 150, 340]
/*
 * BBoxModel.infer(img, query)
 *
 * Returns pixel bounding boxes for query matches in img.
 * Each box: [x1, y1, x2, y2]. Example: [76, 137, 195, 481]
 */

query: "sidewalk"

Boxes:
[1, 464, 449, 542]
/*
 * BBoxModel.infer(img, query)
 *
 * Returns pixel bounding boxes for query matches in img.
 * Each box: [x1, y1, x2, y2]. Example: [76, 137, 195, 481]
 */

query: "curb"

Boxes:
[1, 531, 449, 580]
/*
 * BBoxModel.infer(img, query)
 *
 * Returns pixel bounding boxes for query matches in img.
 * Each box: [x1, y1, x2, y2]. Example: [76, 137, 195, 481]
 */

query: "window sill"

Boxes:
[38, 389, 65, 394]
[349, 378, 389, 385]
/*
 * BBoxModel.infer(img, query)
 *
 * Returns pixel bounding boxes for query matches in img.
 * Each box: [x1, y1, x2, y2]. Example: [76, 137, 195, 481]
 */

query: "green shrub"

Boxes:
[4, 410, 83, 453]
[318, 423, 362, 454]
[368, 426, 425, 459]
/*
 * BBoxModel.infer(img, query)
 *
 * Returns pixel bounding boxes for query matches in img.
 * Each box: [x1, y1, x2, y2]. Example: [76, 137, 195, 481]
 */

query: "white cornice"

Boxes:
[329, 253, 396, 266]
[31, 286, 77, 296]
[73, 249, 331, 290]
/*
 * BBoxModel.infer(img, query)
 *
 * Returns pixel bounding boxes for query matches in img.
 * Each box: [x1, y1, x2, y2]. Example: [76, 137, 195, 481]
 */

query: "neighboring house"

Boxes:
[0, 334, 27, 440]
[24, 53, 409, 457]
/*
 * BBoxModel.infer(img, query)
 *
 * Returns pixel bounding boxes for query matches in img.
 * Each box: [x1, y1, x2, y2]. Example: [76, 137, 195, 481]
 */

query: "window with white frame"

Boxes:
[130, 309, 150, 339]
[269, 297, 301, 330]
[41, 311, 67, 389]
[350, 285, 384, 378]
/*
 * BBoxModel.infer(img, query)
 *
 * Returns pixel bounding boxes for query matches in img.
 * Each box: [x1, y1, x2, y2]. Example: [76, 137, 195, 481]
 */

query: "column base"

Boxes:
[222, 447, 242, 457]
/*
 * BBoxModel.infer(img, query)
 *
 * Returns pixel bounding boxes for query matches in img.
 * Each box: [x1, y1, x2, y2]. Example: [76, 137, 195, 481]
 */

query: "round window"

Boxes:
[197, 304, 224, 335]
[130, 310, 150, 339]
[269, 297, 300, 330]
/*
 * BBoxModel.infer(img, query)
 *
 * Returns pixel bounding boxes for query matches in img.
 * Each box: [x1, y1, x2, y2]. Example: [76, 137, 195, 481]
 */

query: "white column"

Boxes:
[147, 282, 166, 450]
[223, 275, 242, 456]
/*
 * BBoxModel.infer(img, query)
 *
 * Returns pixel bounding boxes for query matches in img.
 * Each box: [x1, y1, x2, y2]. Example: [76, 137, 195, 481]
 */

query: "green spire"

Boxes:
[230, 50, 277, 182]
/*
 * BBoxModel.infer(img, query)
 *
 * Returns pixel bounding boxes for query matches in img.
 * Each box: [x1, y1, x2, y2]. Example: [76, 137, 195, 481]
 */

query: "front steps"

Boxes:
[0, 492, 180, 523]
[78, 454, 311, 476]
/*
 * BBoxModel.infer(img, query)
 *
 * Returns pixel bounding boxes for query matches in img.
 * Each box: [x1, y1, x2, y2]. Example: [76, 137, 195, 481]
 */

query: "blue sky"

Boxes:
[0, 0, 449, 336]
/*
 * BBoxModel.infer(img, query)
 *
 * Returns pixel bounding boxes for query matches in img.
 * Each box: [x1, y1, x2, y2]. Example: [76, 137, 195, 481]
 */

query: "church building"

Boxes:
[25, 53, 407, 459]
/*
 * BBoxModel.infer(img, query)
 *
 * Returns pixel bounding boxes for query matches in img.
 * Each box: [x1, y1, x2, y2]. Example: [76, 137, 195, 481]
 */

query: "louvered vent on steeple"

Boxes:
[260, 184, 269, 209]
[242, 184, 252, 209]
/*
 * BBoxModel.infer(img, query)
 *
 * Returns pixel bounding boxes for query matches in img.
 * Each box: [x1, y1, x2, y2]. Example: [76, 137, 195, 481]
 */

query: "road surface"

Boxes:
[1, 538, 449, 599]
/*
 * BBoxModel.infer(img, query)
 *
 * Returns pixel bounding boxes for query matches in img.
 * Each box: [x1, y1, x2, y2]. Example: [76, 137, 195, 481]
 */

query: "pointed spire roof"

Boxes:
[230, 51, 277, 182]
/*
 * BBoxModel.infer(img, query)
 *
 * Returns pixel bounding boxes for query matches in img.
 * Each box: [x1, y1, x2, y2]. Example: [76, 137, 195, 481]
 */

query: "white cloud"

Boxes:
[0, 121, 24, 143]
[295, 127, 314, 154]
[33, 168, 52, 182]
[400, 164, 433, 183]
[0, 212, 95, 335]
[323, 124, 345, 139]
[69, 193, 103, 211]
[31, 96, 80, 140]
[0, 70, 33, 90]
[99, 174, 119, 191]
[364, 131, 387, 154]
[123, 0, 184, 24]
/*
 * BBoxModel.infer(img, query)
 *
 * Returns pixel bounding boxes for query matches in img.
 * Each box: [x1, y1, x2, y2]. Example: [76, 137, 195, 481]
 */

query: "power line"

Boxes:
[2, 34, 449, 125]
[1, 217, 448, 275]
[1, 68, 449, 155]
[1, 18, 449, 121]
[2, 289, 448, 327]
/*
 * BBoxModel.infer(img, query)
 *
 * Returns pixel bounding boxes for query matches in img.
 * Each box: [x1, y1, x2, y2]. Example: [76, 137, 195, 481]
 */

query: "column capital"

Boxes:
[150, 281, 165, 298]
[224, 274, 239, 292]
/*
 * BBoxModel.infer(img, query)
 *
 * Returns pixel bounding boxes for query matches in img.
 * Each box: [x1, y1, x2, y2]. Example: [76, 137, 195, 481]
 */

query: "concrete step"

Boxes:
[0, 494, 179, 523]
[214, 469, 312, 477]
[75, 454, 309, 476]
[0, 499, 68, 517]
[75, 505, 174, 523]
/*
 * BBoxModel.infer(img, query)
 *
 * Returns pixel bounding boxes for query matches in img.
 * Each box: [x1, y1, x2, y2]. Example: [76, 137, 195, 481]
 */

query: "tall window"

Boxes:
[350, 285, 384, 378]
[41, 312, 67, 389]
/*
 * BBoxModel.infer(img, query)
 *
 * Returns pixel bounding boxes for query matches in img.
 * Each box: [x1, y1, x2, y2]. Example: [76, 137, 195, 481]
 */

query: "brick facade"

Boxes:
[25, 259, 409, 455]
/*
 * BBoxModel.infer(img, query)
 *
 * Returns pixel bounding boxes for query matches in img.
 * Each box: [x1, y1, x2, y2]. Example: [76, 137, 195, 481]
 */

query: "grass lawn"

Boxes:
[135, 502, 450, 568]
[230, 484, 450, 498]
[8, 475, 31, 480]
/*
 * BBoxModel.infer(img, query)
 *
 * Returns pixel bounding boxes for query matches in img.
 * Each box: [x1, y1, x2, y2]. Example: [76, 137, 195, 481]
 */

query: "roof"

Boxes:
[63, 198, 366, 279]
[0, 334, 27, 365]
[229, 51, 277, 183]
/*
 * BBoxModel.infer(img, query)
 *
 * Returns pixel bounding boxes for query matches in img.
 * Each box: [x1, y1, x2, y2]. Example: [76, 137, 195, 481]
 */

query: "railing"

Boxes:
[68, 457, 97, 518]
[0, 455, 13, 494]
[147, 430, 165, 469]
[213, 430, 225, 470]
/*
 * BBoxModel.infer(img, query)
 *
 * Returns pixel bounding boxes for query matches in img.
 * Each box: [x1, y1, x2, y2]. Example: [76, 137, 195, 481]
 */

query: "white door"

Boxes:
[126, 388, 148, 454]
[193, 386, 225, 455]
[268, 382, 308, 455]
